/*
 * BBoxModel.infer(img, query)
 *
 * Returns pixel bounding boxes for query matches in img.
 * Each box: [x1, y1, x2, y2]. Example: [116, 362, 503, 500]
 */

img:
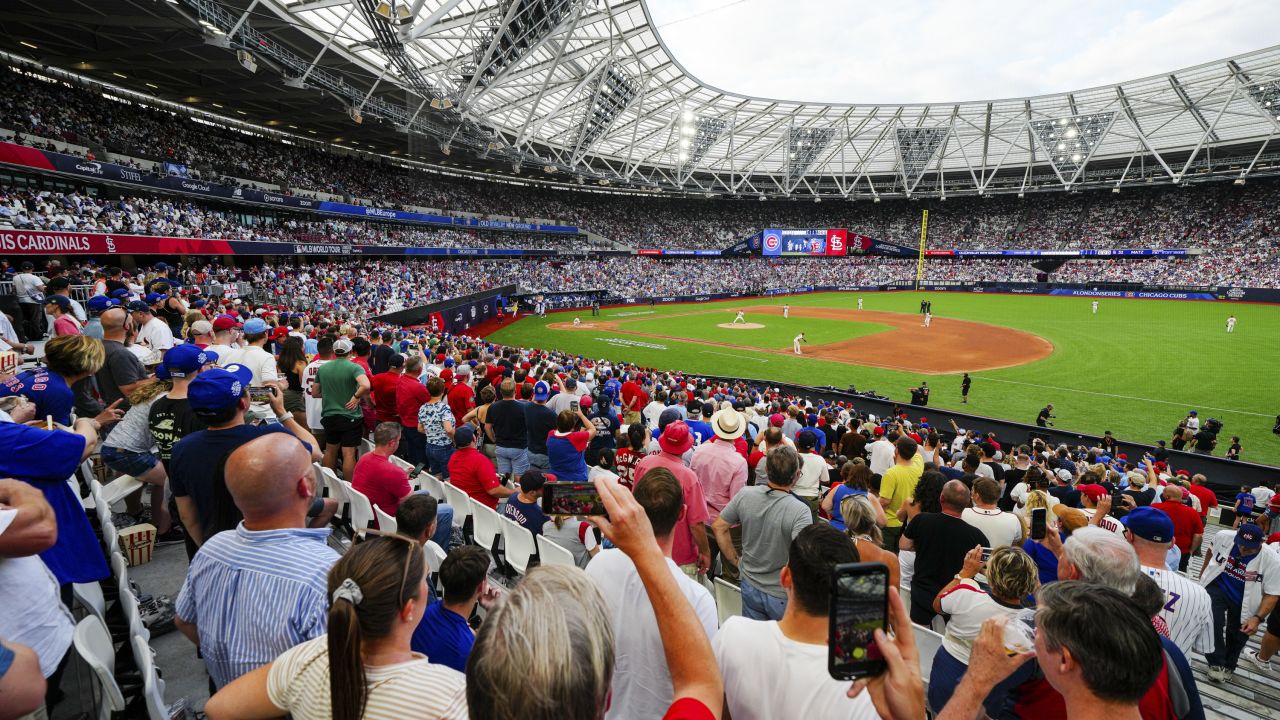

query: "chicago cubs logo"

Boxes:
[764, 233, 781, 251]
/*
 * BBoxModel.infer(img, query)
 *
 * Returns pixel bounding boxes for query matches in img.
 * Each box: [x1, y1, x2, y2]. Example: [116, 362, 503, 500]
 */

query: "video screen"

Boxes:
[831, 570, 887, 671]
[542, 482, 606, 517]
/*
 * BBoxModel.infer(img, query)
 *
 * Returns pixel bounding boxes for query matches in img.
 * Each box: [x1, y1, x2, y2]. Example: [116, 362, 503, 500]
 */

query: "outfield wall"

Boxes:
[695, 375, 1277, 496]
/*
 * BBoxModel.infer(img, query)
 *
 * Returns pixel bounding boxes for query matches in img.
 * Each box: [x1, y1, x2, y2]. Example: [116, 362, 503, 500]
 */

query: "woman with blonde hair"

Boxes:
[927, 544, 1039, 715]
[100, 377, 176, 537]
[205, 534, 467, 720]
[841, 493, 900, 590]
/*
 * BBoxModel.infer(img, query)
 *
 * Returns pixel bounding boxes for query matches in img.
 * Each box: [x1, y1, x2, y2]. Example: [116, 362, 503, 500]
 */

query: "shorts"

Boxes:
[101, 446, 160, 477]
[321, 414, 364, 448]
[307, 497, 326, 518]
[283, 388, 305, 413]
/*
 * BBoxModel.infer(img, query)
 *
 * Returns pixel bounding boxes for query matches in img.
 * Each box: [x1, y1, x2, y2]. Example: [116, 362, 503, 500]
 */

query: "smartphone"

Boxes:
[570, 400, 580, 412]
[1111, 490, 1126, 518]
[540, 481, 607, 517]
[248, 386, 275, 402]
[1030, 507, 1047, 540]
[410, 462, 425, 478]
[828, 562, 889, 681]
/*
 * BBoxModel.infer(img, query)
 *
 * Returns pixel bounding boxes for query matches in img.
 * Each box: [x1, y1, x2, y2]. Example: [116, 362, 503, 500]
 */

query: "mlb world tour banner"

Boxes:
[0, 229, 554, 257]
[0, 142, 578, 235]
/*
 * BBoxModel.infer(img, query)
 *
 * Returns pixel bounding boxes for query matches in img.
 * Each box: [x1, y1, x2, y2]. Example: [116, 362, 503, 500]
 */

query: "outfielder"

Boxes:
[793, 332, 807, 355]
[857, 297, 863, 310]
[783, 304, 790, 319]
[1227, 315, 1237, 333]
[1092, 300, 1099, 315]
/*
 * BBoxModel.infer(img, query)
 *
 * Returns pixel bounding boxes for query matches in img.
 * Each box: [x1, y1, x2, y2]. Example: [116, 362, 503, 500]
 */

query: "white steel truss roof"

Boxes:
[260, 0, 1280, 197]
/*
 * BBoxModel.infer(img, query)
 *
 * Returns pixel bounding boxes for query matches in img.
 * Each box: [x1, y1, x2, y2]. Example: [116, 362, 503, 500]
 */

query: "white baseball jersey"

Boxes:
[1143, 566, 1214, 655]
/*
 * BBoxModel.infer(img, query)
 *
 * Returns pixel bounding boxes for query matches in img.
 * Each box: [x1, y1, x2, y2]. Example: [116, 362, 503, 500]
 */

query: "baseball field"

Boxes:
[487, 291, 1280, 466]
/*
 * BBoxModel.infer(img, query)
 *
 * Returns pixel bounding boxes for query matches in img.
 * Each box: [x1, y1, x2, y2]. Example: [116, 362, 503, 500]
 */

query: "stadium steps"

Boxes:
[1183, 552, 1280, 720]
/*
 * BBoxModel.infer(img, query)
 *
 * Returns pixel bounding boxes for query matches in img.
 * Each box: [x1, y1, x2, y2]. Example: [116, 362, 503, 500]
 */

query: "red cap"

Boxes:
[579, 395, 593, 409]
[271, 326, 289, 340]
[1077, 484, 1107, 501]
[769, 413, 785, 427]
[212, 315, 241, 331]
[658, 421, 694, 455]
[909, 433, 922, 443]
[1118, 453, 1128, 461]
[440, 368, 453, 381]
[873, 427, 885, 436]
[1175, 469, 1190, 477]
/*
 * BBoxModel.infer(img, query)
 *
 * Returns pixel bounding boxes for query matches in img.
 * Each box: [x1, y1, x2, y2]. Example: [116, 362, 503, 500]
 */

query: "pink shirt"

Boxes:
[351, 452, 410, 522]
[689, 438, 748, 522]
[53, 315, 81, 336]
[634, 452, 709, 566]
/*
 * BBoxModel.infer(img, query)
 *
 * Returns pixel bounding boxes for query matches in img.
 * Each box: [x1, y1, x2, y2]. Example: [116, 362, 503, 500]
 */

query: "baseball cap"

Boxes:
[579, 395, 593, 409]
[1055, 468, 1074, 483]
[271, 326, 290, 340]
[873, 426, 885, 437]
[1077, 484, 1107, 502]
[86, 295, 118, 313]
[711, 408, 745, 441]
[768, 413, 785, 427]
[159, 344, 217, 379]
[127, 300, 152, 313]
[145, 292, 166, 305]
[533, 381, 551, 402]
[688, 404, 702, 418]
[797, 429, 818, 451]
[1121, 507, 1175, 544]
[333, 338, 354, 355]
[109, 288, 131, 300]
[388, 354, 405, 368]
[187, 364, 252, 414]
[189, 320, 213, 337]
[658, 407, 682, 430]
[39, 295, 71, 308]
[153, 261, 169, 270]
[1237, 523, 1265, 550]
[242, 318, 269, 335]
[658, 421, 694, 455]
[454, 425, 476, 447]
[212, 314, 241, 331]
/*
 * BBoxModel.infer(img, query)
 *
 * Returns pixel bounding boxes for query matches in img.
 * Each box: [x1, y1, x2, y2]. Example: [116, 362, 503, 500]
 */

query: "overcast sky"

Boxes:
[644, 0, 1280, 104]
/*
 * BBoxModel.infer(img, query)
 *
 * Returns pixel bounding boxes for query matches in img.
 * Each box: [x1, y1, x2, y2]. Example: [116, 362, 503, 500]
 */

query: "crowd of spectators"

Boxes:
[2, 66, 1279, 262]
[5, 274, 1277, 719]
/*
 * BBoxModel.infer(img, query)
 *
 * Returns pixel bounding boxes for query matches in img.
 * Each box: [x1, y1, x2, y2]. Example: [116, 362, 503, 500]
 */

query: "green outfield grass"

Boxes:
[489, 292, 1280, 466]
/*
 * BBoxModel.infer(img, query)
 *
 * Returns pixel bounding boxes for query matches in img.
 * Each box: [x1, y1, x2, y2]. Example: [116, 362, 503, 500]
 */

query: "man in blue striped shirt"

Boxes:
[175, 433, 339, 689]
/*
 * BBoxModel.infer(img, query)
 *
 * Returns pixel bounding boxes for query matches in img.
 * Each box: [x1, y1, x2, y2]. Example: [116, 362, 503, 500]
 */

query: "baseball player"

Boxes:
[793, 332, 806, 355]
[572, 317, 582, 326]
[1226, 315, 1236, 333]
[923, 311, 932, 328]
[783, 304, 790, 319]
[857, 297, 863, 310]
[732, 310, 747, 324]
[1092, 300, 1099, 315]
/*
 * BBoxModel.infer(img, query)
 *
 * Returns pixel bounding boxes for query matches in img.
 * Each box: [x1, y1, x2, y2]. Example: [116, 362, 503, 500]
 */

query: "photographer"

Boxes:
[547, 406, 598, 483]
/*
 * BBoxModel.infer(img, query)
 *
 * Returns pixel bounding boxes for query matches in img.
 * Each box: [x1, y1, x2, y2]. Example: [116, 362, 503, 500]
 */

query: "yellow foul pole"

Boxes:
[915, 209, 929, 290]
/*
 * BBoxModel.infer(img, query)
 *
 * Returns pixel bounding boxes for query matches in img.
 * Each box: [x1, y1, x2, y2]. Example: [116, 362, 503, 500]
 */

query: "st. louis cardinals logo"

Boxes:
[105, 236, 118, 253]
[829, 235, 844, 252]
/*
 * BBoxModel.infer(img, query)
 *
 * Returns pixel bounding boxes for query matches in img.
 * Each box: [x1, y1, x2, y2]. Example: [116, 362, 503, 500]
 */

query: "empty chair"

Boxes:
[359, 438, 374, 457]
[419, 472, 446, 501]
[441, 483, 472, 528]
[130, 635, 169, 720]
[118, 585, 151, 642]
[374, 505, 398, 534]
[317, 464, 348, 517]
[74, 615, 126, 720]
[913, 622, 944, 687]
[469, 498, 506, 562]
[500, 517, 538, 574]
[99, 474, 144, 507]
[73, 582, 108, 626]
[101, 519, 120, 555]
[712, 577, 742, 626]
[536, 534, 577, 568]
[340, 480, 376, 538]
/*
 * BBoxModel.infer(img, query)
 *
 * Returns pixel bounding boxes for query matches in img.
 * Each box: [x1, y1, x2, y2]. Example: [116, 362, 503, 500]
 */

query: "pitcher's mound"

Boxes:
[718, 322, 766, 329]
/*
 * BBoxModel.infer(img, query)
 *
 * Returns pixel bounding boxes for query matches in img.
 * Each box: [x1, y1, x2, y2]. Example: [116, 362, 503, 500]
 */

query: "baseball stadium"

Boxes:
[1, 1, 1279, 718]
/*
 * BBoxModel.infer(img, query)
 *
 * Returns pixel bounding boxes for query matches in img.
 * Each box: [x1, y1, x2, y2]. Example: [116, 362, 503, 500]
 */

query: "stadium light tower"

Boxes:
[676, 114, 727, 185]
[894, 127, 948, 194]
[783, 124, 836, 192]
[1028, 113, 1116, 186]
[570, 62, 639, 164]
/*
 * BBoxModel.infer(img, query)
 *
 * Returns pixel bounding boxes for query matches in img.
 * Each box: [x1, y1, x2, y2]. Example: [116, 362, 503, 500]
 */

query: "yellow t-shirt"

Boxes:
[881, 454, 924, 528]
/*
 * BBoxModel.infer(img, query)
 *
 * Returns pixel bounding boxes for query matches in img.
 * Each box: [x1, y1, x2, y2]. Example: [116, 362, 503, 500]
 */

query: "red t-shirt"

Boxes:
[396, 375, 431, 428]
[447, 382, 476, 424]
[448, 447, 501, 508]
[1014, 654, 1175, 720]
[352, 356, 371, 376]
[351, 452, 410, 522]
[1151, 501, 1204, 553]
[620, 381, 646, 412]
[1186, 484, 1217, 519]
[370, 371, 401, 423]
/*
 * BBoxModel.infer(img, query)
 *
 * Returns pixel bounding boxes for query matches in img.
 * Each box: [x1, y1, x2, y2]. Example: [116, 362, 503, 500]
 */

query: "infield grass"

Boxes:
[489, 291, 1280, 466]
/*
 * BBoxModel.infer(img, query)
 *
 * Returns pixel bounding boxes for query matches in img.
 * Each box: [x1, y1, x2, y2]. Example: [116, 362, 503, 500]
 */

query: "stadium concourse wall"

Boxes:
[692, 374, 1278, 494]
[601, 283, 1280, 305]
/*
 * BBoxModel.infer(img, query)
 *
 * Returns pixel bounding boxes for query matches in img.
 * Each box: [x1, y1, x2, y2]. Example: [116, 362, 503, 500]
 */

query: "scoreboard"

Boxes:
[761, 228, 868, 256]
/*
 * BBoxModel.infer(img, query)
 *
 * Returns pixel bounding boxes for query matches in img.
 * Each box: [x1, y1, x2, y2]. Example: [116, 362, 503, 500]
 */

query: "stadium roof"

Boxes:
[6, 0, 1280, 198]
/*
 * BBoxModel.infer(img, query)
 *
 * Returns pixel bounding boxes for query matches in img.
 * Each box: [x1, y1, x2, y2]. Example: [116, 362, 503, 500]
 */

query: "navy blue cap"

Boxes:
[86, 295, 118, 313]
[454, 424, 476, 447]
[187, 364, 252, 414]
[1121, 507, 1175, 544]
[110, 288, 131, 300]
[145, 292, 166, 304]
[39, 295, 71, 308]
[127, 300, 152, 313]
[1237, 523, 1264, 549]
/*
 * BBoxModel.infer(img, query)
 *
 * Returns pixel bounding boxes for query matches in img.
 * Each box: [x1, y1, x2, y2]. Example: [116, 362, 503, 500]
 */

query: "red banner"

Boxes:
[824, 229, 849, 256]
[0, 229, 235, 255]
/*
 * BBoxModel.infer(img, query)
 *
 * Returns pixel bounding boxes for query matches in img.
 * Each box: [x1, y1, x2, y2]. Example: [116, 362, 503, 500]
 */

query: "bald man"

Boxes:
[901, 477, 991, 625]
[94, 306, 149, 410]
[175, 434, 340, 691]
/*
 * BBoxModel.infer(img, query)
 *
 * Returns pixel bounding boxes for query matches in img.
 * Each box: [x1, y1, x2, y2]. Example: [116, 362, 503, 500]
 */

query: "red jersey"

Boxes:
[1186, 484, 1218, 519]
[1151, 501, 1205, 553]
[369, 371, 401, 423]
[396, 375, 430, 428]
[447, 382, 476, 424]
[448, 447, 501, 508]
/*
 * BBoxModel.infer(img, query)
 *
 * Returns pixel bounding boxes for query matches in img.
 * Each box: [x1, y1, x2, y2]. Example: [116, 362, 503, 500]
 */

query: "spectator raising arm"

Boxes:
[590, 476, 723, 718]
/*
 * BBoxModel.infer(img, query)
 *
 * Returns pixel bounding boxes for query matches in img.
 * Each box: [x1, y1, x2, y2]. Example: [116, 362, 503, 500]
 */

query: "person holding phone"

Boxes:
[547, 407, 598, 483]
[714, 523, 925, 720]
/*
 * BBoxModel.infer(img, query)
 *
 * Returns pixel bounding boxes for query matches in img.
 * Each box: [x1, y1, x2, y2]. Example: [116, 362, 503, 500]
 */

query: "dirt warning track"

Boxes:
[548, 305, 1054, 374]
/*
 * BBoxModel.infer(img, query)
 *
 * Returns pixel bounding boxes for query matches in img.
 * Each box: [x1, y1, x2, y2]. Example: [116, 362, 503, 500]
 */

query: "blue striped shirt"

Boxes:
[175, 523, 339, 689]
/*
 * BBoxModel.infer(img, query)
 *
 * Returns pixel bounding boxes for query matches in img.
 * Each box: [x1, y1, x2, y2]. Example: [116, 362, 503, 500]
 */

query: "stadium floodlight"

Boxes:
[571, 62, 639, 161]
[1029, 112, 1115, 185]
[1243, 79, 1280, 126]
[784, 124, 836, 191]
[676, 116, 727, 183]
[375, 1, 413, 24]
[461, 0, 582, 93]
[894, 126, 948, 193]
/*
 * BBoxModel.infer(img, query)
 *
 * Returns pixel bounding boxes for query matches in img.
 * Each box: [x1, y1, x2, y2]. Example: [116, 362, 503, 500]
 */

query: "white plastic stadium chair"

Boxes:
[100, 474, 144, 507]
[441, 482, 472, 528]
[499, 517, 538, 574]
[74, 616, 126, 720]
[317, 464, 348, 517]
[73, 582, 108, 627]
[130, 635, 170, 720]
[374, 505, 398, 534]
[118, 585, 151, 642]
[469, 498, 506, 561]
[536, 534, 577, 568]
[340, 481, 377, 537]
[360, 438, 374, 457]
[424, 540, 447, 575]
[712, 577, 743, 626]
[419, 472, 446, 501]
[913, 622, 944, 687]
[389, 455, 419, 490]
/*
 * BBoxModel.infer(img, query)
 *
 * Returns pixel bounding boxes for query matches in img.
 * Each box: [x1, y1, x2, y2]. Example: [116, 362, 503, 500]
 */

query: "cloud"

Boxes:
[645, 0, 1280, 104]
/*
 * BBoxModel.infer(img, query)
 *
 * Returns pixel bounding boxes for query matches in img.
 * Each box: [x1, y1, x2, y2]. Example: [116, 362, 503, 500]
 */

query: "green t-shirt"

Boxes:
[316, 359, 366, 420]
